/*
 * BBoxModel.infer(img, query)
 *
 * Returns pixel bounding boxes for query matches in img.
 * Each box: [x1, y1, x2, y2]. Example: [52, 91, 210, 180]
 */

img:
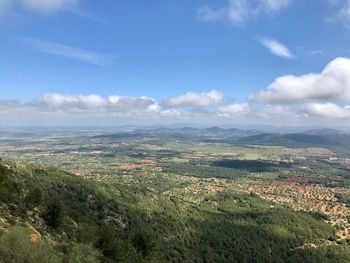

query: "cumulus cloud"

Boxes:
[2, 91, 350, 125]
[217, 103, 250, 118]
[0, 0, 78, 17]
[0, 93, 192, 125]
[18, 37, 115, 67]
[162, 90, 224, 107]
[198, 0, 292, 25]
[259, 104, 297, 119]
[258, 38, 294, 59]
[250, 57, 350, 103]
[39, 93, 159, 113]
[305, 103, 350, 119]
[41, 93, 106, 109]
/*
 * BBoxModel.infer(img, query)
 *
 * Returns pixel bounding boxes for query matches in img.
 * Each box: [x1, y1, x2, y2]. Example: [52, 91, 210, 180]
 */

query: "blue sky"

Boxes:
[1, 0, 350, 126]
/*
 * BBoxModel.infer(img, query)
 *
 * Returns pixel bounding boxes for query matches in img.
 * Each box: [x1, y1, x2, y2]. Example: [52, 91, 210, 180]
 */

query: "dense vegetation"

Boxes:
[163, 157, 350, 187]
[0, 159, 349, 262]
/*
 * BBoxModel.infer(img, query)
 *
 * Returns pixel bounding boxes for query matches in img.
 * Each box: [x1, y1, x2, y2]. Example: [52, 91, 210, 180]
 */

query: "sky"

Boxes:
[1, 0, 350, 127]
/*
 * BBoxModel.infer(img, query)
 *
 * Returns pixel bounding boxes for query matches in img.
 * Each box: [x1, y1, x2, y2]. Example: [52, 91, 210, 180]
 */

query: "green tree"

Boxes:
[43, 195, 64, 229]
[67, 243, 101, 263]
[132, 231, 155, 258]
[25, 188, 42, 208]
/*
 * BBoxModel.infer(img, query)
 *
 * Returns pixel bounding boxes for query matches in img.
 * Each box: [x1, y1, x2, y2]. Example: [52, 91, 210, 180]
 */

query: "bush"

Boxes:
[0, 226, 61, 263]
[67, 243, 102, 263]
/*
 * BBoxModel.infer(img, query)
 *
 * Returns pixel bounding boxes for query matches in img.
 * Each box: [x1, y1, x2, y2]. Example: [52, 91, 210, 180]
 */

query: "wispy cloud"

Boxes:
[0, 0, 107, 26]
[68, 8, 110, 26]
[198, 0, 292, 26]
[327, 0, 350, 28]
[0, 0, 78, 17]
[310, 50, 325, 56]
[258, 37, 294, 59]
[18, 37, 115, 66]
[20, 0, 78, 15]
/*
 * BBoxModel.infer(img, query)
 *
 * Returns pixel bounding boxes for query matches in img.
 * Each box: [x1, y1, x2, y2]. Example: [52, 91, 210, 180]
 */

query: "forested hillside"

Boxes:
[0, 159, 349, 262]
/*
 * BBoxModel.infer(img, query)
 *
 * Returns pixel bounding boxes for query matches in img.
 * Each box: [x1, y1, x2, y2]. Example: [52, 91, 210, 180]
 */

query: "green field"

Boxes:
[0, 128, 349, 262]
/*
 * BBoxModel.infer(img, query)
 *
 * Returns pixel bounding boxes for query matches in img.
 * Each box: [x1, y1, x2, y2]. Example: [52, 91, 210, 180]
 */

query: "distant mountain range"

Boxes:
[146, 127, 349, 136]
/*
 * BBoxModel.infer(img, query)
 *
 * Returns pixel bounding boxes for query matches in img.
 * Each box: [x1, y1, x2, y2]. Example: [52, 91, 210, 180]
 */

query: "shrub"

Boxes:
[0, 226, 61, 263]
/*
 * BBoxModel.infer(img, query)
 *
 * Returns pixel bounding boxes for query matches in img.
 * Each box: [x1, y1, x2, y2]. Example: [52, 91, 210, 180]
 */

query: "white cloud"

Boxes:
[20, 0, 77, 15]
[147, 103, 161, 113]
[310, 50, 325, 56]
[0, 0, 78, 17]
[197, 6, 227, 23]
[259, 104, 296, 118]
[40, 93, 107, 110]
[217, 103, 250, 117]
[198, 0, 292, 25]
[305, 103, 350, 119]
[250, 57, 350, 103]
[108, 96, 121, 104]
[327, 0, 350, 28]
[19, 37, 115, 66]
[264, 0, 292, 11]
[0, 93, 188, 125]
[40, 93, 159, 112]
[159, 109, 181, 117]
[2, 91, 350, 125]
[0, 92, 223, 125]
[41, 93, 79, 106]
[163, 90, 224, 107]
[258, 38, 294, 59]
[108, 96, 157, 111]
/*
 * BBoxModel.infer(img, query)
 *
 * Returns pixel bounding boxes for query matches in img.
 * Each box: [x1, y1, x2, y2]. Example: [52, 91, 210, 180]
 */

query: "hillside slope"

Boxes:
[0, 159, 349, 262]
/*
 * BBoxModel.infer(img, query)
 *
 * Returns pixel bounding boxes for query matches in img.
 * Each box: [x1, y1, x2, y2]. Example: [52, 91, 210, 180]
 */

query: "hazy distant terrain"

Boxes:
[0, 128, 349, 262]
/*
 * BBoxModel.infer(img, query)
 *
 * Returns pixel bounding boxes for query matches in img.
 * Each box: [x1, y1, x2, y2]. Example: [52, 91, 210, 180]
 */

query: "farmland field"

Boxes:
[0, 127, 349, 262]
